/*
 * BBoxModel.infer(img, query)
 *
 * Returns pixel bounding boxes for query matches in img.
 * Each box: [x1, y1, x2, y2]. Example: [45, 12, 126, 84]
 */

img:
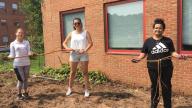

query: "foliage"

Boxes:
[27, 35, 44, 53]
[19, 0, 43, 36]
[19, 0, 44, 53]
[0, 53, 13, 72]
[88, 70, 109, 84]
[40, 64, 109, 84]
[0, 53, 109, 84]
[40, 64, 70, 81]
[30, 55, 45, 73]
[0, 54, 44, 73]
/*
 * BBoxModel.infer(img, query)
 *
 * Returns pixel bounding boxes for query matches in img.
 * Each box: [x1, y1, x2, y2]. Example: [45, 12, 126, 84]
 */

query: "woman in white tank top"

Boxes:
[63, 18, 93, 97]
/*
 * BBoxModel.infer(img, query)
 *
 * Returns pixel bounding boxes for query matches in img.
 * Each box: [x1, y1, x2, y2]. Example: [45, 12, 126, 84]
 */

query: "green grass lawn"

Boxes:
[0, 54, 44, 74]
[30, 55, 44, 74]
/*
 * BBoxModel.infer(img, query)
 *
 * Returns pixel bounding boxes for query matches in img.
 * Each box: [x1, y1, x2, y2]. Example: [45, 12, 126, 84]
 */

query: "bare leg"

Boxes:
[80, 61, 89, 90]
[68, 62, 78, 89]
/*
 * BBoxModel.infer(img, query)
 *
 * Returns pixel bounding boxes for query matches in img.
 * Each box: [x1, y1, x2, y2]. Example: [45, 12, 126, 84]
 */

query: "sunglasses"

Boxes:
[74, 22, 81, 26]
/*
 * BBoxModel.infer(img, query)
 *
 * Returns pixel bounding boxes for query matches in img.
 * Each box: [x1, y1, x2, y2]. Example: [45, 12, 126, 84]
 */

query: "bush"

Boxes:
[40, 64, 70, 81]
[88, 71, 109, 84]
[40, 64, 109, 84]
[0, 53, 13, 72]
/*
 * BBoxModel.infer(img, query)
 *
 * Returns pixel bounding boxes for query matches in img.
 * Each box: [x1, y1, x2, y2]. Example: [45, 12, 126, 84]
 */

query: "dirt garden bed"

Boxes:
[0, 72, 192, 108]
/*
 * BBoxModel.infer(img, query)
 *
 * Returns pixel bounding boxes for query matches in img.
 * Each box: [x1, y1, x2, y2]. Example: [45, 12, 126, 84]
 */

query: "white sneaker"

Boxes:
[66, 88, 72, 96]
[84, 90, 90, 97]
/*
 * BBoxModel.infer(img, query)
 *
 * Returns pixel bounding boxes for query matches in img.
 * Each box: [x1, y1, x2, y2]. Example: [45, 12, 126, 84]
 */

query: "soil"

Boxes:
[0, 72, 192, 108]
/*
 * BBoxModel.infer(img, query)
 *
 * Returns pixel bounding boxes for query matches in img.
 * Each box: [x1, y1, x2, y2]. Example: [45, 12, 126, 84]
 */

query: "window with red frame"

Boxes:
[60, 9, 85, 39]
[181, 0, 192, 51]
[105, 0, 143, 52]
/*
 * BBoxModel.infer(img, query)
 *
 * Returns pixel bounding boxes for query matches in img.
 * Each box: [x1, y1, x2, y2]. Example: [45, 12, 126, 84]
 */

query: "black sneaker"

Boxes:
[17, 94, 24, 100]
[22, 93, 29, 99]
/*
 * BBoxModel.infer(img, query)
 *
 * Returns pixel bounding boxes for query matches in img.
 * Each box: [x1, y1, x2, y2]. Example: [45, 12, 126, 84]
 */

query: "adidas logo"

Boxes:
[151, 42, 169, 54]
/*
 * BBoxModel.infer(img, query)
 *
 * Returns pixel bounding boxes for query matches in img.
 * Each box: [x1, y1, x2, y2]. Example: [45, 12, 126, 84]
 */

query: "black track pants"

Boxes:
[148, 66, 173, 108]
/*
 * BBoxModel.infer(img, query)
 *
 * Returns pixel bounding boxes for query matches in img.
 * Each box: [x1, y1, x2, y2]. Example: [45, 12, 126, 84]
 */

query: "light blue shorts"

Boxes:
[69, 51, 89, 62]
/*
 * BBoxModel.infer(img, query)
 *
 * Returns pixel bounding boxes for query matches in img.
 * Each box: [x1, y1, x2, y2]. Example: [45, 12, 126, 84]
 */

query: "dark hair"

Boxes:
[73, 18, 82, 30]
[153, 18, 166, 30]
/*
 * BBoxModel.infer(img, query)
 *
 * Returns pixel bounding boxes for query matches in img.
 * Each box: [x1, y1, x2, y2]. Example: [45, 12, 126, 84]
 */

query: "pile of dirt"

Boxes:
[0, 72, 192, 108]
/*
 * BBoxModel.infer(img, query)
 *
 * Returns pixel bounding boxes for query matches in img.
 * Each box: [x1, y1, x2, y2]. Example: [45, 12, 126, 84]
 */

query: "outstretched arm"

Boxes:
[172, 52, 187, 60]
[8, 43, 15, 59]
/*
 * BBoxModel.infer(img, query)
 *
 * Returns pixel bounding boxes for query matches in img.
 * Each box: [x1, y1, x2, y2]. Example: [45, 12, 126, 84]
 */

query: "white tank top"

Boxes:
[70, 30, 88, 50]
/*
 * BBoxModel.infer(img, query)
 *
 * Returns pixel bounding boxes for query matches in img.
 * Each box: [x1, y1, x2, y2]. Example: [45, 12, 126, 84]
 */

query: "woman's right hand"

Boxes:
[131, 59, 140, 63]
[178, 54, 188, 60]
[78, 49, 86, 54]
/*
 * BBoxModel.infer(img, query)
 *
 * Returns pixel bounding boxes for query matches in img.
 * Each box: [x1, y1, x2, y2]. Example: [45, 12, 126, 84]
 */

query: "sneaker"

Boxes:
[66, 88, 72, 96]
[22, 93, 29, 99]
[84, 90, 90, 97]
[17, 94, 24, 100]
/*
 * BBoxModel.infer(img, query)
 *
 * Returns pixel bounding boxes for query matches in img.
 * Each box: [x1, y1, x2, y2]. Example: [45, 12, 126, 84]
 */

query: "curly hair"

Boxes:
[153, 18, 166, 30]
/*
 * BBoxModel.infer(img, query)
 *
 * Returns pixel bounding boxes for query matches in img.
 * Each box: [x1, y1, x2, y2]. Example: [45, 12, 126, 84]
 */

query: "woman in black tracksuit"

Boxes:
[132, 18, 187, 108]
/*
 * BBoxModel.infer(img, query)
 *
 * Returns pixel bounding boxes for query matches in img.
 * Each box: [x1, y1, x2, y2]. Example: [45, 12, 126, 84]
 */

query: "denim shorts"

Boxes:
[69, 51, 89, 62]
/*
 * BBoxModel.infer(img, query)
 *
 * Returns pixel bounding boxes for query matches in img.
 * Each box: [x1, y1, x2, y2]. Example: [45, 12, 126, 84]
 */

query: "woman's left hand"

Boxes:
[29, 52, 37, 57]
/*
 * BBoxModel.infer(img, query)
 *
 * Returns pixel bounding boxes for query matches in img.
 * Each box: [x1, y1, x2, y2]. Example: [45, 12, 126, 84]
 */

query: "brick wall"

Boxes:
[0, 0, 25, 46]
[42, 0, 192, 95]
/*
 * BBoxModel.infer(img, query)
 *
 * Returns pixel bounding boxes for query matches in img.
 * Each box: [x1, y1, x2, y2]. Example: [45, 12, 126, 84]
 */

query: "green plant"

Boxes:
[39, 64, 109, 84]
[30, 55, 44, 73]
[88, 71, 109, 84]
[40, 64, 70, 80]
[19, 0, 44, 53]
[0, 53, 13, 72]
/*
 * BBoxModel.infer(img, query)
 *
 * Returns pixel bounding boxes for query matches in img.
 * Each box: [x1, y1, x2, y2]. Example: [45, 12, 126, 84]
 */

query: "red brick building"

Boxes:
[0, 0, 25, 46]
[42, 0, 192, 95]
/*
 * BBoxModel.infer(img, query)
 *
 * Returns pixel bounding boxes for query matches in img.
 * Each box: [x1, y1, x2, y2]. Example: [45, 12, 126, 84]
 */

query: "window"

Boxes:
[12, 3, 18, 10]
[14, 20, 20, 27]
[2, 35, 8, 43]
[105, 0, 143, 54]
[1, 35, 8, 46]
[0, 19, 7, 25]
[181, 0, 192, 52]
[0, 2, 5, 9]
[60, 9, 85, 42]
